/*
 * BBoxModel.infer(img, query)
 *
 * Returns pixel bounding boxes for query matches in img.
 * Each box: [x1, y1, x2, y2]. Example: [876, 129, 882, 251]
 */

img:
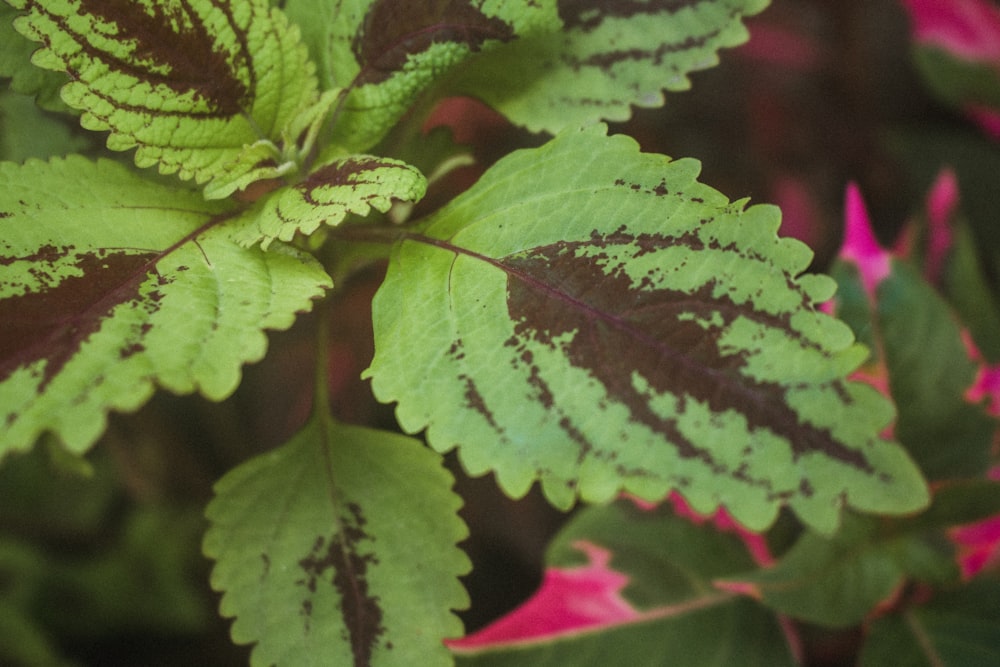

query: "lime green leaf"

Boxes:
[324, 0, 524, 151]
[860, 580, 1000, 667]
[7, 0, 321, 198]
[0, 156, 331, 457]
[234, 154, 426, 249]
[0, 2, 70, 112]
[365, 124, 928, 534]
[204, 417, 470, 667]
[449, 0, 770, 134]
[724, 512, 959, 628]
[454, 501, 796, 667]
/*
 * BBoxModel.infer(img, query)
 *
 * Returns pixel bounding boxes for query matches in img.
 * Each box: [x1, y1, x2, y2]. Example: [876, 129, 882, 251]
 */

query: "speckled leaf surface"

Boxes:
[449, 0, 770, 133]
[365, 124, 929, 534]
[7, 0, 323, 198]
[204, 417, 470, 667]
[0, 157, 330, 456]
[0, 2, 70, 111]
[323, 0, 527, 151]
[234, 154, 426, 249]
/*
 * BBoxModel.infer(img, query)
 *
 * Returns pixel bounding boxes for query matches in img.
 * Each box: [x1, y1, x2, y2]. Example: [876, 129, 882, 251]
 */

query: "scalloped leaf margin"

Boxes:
[365, 124, 930, 534]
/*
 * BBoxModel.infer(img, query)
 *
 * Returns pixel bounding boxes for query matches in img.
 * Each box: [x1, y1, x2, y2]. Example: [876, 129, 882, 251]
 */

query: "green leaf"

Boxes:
[323, 0, 525, 151]
[725, 512, 959, 628]
[365, 124, 929, 534]
[233, 153, 427, 249]
[830, 259, 996, 479]
[0, 156, 331, 457]
[0, 89, 91, 162]
[7, 0, 322, 198]
[449, 0, 770, 134]
[204, 417, 470, 667]
[0, 2, 71, 112]
[913, 46, 1000, 115]
[454, 501, 796, 667]
[860, 580, 1000, 667]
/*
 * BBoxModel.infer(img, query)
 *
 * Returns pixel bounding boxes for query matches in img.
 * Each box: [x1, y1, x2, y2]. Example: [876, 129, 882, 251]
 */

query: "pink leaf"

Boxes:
[965, 103, 1000, 140]
[900, 0, 1000, 63]
[838, 183, 892, 300]
[923, 168, 960, 284]
[447, 541, 641, 649]
[949, 466, 1000, 578]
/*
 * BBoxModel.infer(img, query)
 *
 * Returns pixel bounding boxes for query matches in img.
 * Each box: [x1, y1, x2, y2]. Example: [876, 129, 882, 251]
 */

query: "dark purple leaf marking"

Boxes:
[0, 247, 159, 388]
[296, 502, 385, 667]
[351, 0, 515, 85]
[274, 157, 414, 225]
[558, 0, 704, 32]
[27, 0, 252, 116]
[500, 231, 873, 474]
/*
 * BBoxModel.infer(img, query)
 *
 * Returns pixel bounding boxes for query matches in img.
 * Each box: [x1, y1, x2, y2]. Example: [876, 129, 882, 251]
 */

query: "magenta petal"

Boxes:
[901, 0, 1000, 62]
[839, 183, 891, 299]
[447, 541, 640, 649]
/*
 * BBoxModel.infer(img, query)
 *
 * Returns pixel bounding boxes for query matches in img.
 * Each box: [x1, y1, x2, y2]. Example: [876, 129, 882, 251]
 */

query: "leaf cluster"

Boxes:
[0, 0, 997, 665]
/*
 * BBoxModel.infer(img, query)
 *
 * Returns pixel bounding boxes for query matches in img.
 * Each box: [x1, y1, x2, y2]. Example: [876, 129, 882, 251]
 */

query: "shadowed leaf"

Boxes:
[0, 156, 330, 457]
[204, 417, 470, 667]
[365, 124, 929, 534]
[449, 0, 770, 134]
[452, 500, 796, 666]
[860, 579, 1000, 667]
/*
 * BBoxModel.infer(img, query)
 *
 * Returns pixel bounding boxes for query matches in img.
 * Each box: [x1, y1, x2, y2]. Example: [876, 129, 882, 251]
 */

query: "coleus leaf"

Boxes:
[0, 2, 70, 112]
[365, 123, 929, 534]
[900, 0, 1000, 139]
[0, 90, 91, 162]
[204, 416, 470, 667]
[859, 579, 1000, 667]
[233, 154, 427, 249]
[0, 156, 330, 457]
[447, 0, 770, 134]
[322, 0, 524, 152]
[828, 186, 996, 479]
[450, 500, 797, 666]
[728, 479, 1000, 629]
[7, 0, 324, 199]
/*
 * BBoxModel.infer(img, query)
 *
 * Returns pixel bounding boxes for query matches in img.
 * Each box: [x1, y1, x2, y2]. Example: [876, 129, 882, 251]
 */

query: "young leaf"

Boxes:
[7, 0, 322, 198]
[0, 156, 330, 457]
[233, 154, 427, 249]
[365, 124, 929, 534]
[448, 0, 770, 134]
[723, 511, 960, 628]
[451, 501, 797, 666]
[204, 417, 470, 667]
[859, 580, 1000, 667]
[323, 0, 525, 151]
